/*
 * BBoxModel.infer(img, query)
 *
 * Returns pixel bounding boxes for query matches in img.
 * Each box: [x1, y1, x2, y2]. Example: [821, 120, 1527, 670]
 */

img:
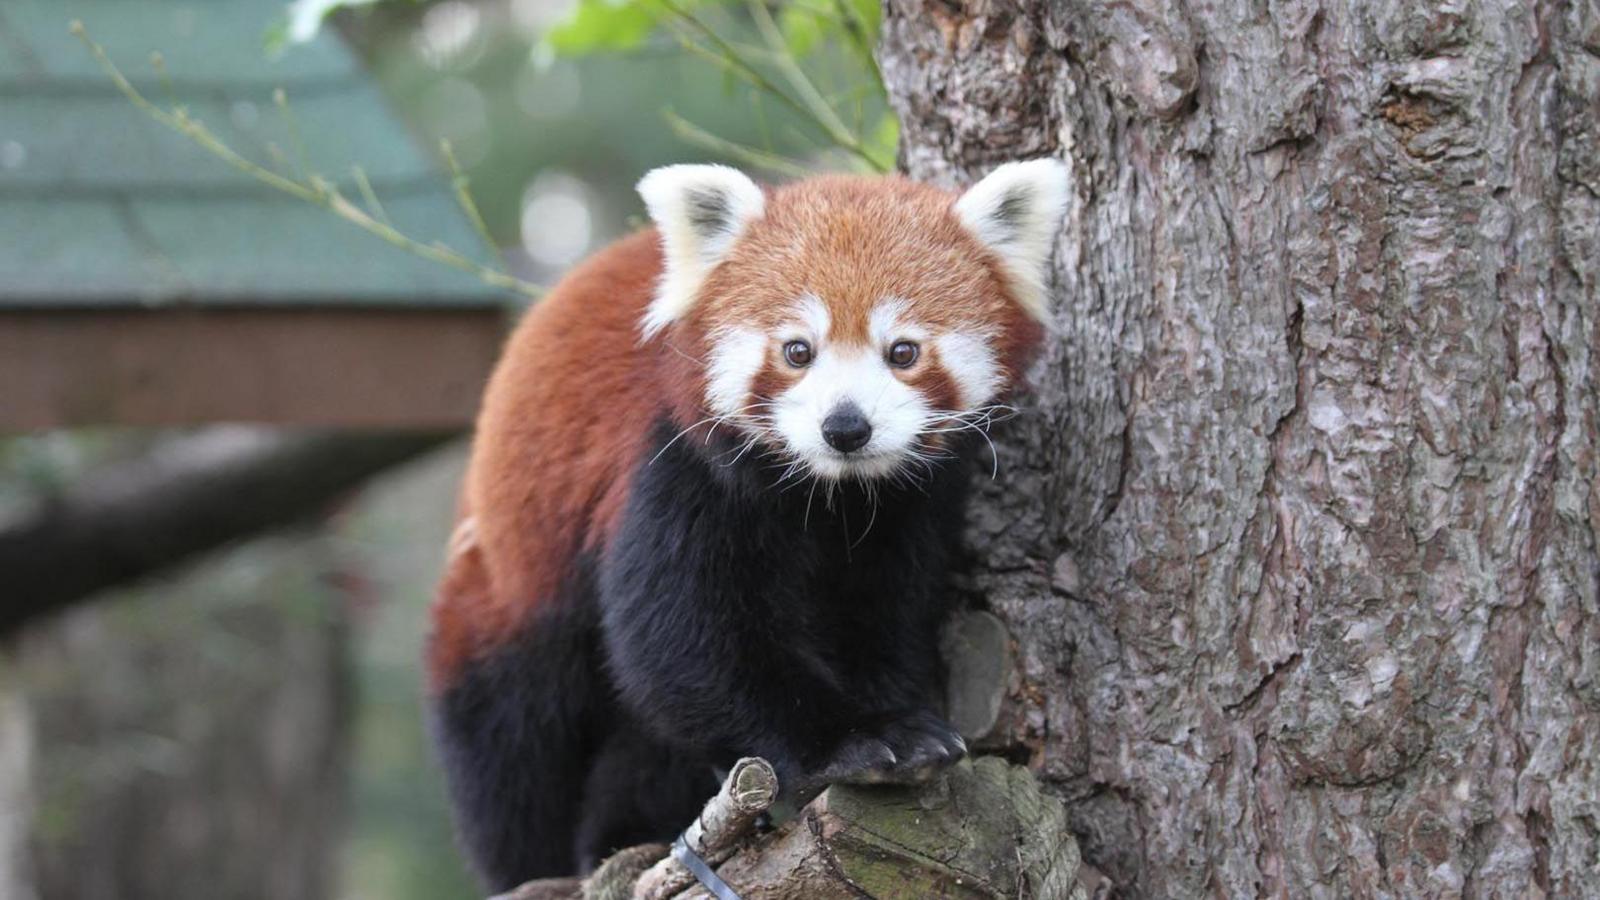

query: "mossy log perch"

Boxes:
[495, 756, 1085, 900]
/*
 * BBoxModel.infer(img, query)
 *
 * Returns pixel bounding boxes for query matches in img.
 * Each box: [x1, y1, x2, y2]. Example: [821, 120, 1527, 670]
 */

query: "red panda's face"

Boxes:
[637, 163, 1069, 483]
[698, 292, 1001, 480]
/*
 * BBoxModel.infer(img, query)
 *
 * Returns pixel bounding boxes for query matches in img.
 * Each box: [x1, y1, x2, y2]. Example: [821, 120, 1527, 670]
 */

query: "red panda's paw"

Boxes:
[817, 710, 967, 787]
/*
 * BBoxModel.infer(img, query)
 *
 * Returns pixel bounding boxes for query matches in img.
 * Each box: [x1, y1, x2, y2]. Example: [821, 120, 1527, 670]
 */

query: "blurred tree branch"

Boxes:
[0, 429, 451, 635]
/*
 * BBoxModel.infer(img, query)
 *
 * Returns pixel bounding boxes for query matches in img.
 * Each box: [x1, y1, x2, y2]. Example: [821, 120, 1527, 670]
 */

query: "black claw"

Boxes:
[815, 711, 966, 787]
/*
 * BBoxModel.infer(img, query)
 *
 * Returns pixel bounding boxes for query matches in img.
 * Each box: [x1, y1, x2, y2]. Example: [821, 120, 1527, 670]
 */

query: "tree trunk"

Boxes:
[880, 1, 1599, 896]
[0, 671, 36, 900]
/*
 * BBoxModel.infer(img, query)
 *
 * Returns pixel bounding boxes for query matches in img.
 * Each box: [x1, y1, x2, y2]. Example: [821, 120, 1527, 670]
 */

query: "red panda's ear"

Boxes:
[953, 158, 1071, 321]
[636, 164, 766, 338]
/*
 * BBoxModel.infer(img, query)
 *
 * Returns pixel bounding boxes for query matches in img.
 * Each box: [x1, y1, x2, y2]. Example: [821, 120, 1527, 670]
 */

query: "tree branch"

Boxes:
[634, 757, 780, 899]
[0, 428, 453, 634]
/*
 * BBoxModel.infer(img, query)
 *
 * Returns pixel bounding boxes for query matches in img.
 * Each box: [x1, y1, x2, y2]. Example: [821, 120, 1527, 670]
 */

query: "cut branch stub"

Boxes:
[687, 757, 781, 856]
[633, 757, 780, 899]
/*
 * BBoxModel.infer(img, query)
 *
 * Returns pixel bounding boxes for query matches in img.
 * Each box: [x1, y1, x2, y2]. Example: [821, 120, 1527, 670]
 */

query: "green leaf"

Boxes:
[778, 6, 823, 58]
[263, 14, 291, 57]
[542, 0, 667, 56]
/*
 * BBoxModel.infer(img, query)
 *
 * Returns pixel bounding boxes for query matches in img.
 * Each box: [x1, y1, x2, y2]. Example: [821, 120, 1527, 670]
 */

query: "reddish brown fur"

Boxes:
[683, 175, 1032, 349]
[906, 354, 963, 415]
[428, 232, 697, 688]
[429, 174, 1043, 689]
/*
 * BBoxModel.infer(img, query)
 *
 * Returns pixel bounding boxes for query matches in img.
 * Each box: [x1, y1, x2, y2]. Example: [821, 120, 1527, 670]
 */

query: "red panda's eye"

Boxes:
[783, 340, 813, 368]
[887, 341, 919, 368]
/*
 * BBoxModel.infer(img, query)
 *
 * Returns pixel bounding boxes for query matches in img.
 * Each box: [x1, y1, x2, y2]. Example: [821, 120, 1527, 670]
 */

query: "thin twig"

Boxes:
[663, 111, 812, 177]
[657, 0, 884, 171]
[273, 87, 311, 179]
[440, 139, 499, 252]
[829, 0, 884, 90]
[350, 164, 392, 227]
[746, 0, 853, 144]
[148, 51, 176, 105]
[748, 1, 888, 172]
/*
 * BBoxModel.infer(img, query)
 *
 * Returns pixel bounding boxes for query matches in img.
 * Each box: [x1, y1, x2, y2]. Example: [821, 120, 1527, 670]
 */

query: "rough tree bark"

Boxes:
[881, 1, 1599, 897]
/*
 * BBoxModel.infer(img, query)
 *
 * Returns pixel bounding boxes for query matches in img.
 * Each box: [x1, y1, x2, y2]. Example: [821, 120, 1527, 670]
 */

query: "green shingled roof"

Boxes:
[0, 0, 510, 308]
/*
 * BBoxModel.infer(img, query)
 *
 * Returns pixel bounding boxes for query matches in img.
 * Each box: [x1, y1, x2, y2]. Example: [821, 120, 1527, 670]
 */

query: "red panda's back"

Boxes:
[428, 229, 677, 688]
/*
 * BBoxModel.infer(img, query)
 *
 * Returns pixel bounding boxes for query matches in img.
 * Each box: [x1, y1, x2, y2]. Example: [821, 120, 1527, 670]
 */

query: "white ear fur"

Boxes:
[636, 164, 765, 338]
[953, 158, 1070, 320]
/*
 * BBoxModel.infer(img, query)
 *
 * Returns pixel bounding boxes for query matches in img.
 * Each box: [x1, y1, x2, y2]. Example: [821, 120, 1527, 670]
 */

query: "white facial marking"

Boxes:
[868, 298, 929, 347]
[868, 298, 904, 346]
[773, 347, 927, 480]
[787, 293, 831, 342]
[934, 332, 1001, 409]
[705, 327, 766, 418]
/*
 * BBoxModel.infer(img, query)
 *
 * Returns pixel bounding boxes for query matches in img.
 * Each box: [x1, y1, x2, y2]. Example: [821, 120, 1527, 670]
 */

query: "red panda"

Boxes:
[428, 160, 1069, 889]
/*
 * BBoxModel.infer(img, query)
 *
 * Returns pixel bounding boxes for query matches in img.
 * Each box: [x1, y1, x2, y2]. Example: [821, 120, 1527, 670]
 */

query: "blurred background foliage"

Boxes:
[3, 2, 887, 899]
[291, 0, 891, 283]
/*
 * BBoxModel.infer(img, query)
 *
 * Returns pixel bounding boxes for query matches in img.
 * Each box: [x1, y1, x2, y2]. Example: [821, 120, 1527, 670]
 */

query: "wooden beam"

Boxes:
[0, 307, 509, 430]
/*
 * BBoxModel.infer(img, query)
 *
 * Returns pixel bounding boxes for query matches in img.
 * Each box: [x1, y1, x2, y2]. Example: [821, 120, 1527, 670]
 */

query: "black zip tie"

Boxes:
[671, 833, 743, 900]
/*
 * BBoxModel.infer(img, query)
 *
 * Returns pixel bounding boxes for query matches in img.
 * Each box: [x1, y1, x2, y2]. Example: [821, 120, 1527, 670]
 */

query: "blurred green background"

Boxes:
[0, 1, 887, 898]
[343, 0, 890, 281]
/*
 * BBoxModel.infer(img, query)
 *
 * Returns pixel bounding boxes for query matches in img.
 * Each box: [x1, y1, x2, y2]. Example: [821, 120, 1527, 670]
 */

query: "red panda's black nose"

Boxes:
[822, 403, 873, 453]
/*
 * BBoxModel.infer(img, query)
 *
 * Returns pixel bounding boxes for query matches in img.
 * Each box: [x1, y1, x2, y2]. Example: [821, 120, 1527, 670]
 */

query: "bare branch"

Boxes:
[634, 757, 779, 899]
[0, 428, 452, 634]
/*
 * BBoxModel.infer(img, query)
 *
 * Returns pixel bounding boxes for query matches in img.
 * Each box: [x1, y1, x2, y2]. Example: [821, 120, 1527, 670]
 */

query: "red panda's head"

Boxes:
[637, 161, 1069, 482]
